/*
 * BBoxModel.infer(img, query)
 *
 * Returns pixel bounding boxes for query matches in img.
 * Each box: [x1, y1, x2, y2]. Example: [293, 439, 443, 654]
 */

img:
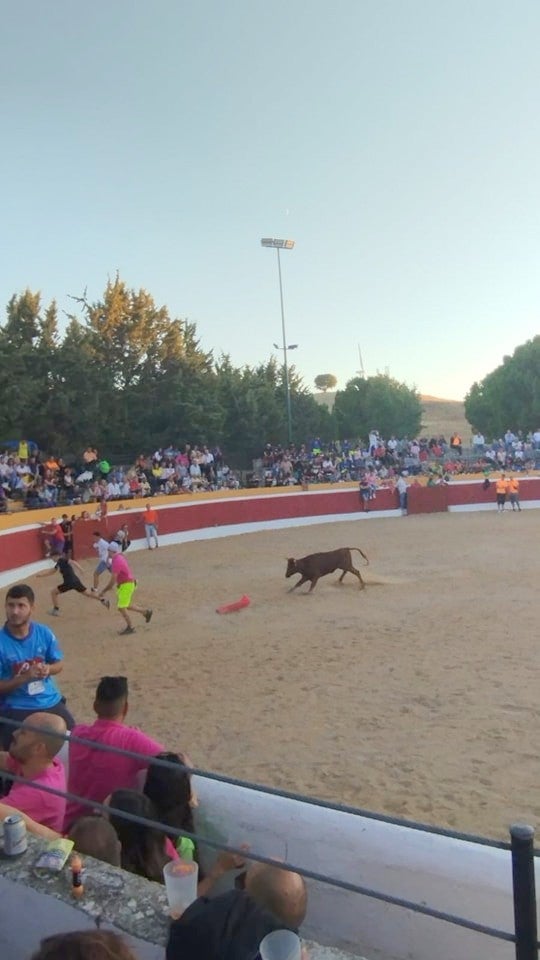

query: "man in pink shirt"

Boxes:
[65, 675, 165, 831]
[0, 711, 67, 831]
[99, 542, 153, 635]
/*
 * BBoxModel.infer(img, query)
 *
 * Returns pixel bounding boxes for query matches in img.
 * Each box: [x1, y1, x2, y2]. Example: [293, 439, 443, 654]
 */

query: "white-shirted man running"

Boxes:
[92, 531, 111, 591]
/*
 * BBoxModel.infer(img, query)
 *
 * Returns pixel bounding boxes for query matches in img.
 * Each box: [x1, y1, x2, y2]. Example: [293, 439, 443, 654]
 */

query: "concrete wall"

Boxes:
[0, 836, 359, 960]
[0, 837, 168, 960]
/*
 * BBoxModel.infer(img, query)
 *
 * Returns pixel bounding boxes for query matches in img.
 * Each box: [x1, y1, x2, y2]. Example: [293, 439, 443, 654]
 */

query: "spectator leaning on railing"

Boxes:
[0, 711, 67, 832]
[166, 862, 307, 960]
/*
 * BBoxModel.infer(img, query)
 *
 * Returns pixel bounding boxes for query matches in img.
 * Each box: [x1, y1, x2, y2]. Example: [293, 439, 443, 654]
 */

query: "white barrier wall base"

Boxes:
[193, 776, 526, 960]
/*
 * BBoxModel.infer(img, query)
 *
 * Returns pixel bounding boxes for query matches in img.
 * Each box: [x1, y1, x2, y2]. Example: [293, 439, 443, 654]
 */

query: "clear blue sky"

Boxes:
[2, 1, 539, 401]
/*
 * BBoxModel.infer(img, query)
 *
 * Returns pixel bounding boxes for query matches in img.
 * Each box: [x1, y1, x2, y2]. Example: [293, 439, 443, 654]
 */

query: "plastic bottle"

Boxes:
[71, 854, 84, 898]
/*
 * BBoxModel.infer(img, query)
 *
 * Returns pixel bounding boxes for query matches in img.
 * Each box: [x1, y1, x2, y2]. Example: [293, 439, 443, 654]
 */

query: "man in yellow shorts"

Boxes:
[98, 543, 153, 635]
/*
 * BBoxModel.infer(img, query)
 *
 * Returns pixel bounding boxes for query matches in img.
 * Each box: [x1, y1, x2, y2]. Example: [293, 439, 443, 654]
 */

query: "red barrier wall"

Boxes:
[71, 488, 399, 560]
[446, 477, 540, 506]
[0, 528, 42, 572]
[1, 478, 538, 577]
[408, 485, 448, 514]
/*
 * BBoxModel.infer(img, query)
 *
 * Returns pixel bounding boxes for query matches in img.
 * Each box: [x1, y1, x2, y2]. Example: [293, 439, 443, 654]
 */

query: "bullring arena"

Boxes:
[3, 481, 539, 841]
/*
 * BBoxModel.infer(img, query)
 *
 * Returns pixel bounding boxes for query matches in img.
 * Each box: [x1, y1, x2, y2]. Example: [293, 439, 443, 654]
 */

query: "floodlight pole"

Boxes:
[276, 247, 293, 445]
[261, 238, 295, 445]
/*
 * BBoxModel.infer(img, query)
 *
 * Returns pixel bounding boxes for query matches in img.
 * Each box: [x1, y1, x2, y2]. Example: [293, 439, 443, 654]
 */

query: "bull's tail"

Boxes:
[350, 547, 369, 566]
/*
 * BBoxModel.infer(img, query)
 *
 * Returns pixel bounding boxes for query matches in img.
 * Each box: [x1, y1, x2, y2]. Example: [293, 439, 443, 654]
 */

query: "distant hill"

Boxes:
[419, 396, 471, 441]
[312, 391, 472, 440]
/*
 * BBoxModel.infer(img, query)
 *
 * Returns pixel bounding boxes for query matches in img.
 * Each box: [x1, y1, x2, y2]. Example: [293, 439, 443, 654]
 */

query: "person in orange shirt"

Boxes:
[506, 476, 521, 512]
[450, 433, 462, 456]
[495, 474, 507, 512]
[143, 503, 159, 549]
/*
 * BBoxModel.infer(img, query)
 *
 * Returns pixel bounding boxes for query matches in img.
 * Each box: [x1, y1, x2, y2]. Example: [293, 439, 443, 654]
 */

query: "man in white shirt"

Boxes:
[396, 475, 408, 513]
[92, 532, 111, 590]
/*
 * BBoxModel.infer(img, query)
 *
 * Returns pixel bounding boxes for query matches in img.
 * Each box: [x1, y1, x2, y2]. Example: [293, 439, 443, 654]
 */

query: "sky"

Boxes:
[1, 1, 540, 401]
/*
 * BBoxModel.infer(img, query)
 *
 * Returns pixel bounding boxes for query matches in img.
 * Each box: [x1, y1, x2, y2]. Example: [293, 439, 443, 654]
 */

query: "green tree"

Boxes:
[215, 356, 284, 464]
[465, 336, 540, 438]
[68, 276, 218, 455]
[130, 329, 221, 453]
[334, 374, 422, 440]
[73, 276, 173, 391]
[314, 373, 337, 392]
[0, 290, 50, 443]
[48, 317, 110, 453]
[290, 389, 335, 444]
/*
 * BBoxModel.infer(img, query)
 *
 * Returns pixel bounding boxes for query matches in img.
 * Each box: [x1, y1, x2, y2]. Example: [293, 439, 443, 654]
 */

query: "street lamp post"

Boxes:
[261, 238, 296, 444]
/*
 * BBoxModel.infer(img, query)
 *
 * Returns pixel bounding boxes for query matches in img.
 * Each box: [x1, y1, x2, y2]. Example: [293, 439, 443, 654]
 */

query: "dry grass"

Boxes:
[312, 392, 472, 441]
[419, 397, 472, 441]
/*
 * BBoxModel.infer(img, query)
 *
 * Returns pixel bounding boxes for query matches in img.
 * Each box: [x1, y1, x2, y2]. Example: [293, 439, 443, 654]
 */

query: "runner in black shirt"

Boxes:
[36, 553, 110, 617]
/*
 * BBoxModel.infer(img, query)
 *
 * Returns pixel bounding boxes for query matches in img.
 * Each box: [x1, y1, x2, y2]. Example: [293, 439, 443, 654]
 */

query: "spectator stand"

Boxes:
[0, 717, 538, 960]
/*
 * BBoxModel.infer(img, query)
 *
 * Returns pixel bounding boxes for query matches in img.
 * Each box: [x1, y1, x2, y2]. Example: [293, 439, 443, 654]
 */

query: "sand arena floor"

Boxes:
[27, 508, 540, 840]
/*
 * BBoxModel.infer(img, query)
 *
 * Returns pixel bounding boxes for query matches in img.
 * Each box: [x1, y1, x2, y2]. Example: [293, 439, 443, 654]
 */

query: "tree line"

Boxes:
[1, 276, 426, 466]
[464, 336, 540, 438]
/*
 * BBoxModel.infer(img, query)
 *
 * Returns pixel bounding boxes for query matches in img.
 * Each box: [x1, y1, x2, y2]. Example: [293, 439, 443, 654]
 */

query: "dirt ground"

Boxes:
[26, 508, 540, 840]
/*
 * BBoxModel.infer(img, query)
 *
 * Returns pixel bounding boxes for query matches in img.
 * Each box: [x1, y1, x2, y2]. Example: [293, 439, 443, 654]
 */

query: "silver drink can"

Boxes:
[3, 814, 28, 856]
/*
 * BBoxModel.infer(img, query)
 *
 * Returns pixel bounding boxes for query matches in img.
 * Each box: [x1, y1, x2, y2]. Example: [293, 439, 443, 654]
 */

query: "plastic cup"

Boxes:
[259, 930, 302, 960]
[163, 858, 199, 916]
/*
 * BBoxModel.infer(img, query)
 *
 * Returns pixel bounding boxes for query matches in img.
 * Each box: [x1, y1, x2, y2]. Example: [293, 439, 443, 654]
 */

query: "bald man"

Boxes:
[244, 862, 307, 930]
[0, 712, 67, 831]
[166, 861, 307, 960]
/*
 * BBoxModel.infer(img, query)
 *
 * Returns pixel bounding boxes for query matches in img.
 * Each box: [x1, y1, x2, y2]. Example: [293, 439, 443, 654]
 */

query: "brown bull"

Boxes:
[285, 547, 369, 593]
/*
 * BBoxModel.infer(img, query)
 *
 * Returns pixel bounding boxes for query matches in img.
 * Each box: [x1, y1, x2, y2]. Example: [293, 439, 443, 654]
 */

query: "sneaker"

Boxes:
[118, 626, 136, 636]
[49, 608, 60, 616]
[144, 609, 153, 624]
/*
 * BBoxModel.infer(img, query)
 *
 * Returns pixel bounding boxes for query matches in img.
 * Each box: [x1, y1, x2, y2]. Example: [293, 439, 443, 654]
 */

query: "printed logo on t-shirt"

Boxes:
[10, 656, 44, 677]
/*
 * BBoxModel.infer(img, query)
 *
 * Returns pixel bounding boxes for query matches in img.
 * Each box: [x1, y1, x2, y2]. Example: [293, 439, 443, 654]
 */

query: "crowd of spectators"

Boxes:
[0, 585, 307, 960]
[0, 441, 241, 511]
[254, 427, 540, 490]
[1, 427, 539, 514]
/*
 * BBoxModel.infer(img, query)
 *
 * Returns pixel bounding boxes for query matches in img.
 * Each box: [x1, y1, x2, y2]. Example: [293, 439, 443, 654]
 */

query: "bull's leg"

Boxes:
[350, 565, 365, 589]
[338, 569, 347, 582]
[289, 575, 309, 592]
[308, 577, 319, 592]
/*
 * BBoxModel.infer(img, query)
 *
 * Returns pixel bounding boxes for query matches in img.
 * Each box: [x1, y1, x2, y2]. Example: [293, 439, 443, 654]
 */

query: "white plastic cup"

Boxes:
[163, 858, 199, 916]
[259, 930, 302, 960]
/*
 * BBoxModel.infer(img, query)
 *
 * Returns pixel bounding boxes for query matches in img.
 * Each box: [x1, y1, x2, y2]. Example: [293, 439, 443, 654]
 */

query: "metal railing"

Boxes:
[0, 717, 537, 958]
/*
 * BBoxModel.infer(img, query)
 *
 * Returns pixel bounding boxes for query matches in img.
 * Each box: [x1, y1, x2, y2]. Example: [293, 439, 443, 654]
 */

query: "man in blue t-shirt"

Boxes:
[0, 584, 74, 749]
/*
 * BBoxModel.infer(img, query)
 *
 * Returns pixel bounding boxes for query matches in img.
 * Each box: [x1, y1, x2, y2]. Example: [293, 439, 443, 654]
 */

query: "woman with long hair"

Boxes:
[143, 751, 196, 861]
[143, 752, 250, 897]
[108, 789, 174, 883]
